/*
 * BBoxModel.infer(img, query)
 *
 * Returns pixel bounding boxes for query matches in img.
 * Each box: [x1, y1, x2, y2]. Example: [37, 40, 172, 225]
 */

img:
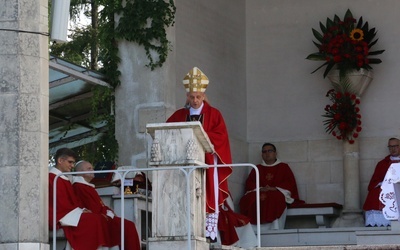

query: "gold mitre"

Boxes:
[182, 67, 209, 92]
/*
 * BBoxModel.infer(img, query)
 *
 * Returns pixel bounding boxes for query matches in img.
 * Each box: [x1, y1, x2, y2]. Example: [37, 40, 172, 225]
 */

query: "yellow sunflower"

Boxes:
[349, 28, 364, 41]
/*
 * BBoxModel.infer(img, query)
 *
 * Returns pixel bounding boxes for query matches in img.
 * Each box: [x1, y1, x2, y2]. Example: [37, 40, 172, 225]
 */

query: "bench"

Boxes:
[286, 202, 343, 228]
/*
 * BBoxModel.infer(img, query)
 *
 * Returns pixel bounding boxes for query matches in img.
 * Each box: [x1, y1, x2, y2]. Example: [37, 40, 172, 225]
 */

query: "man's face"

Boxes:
[261, 145, 277, 164]
[388, 139, 400, 157]
[187, 92, 205, 109]
[80, 162, 95, 182]
[57, 156, 76, 173]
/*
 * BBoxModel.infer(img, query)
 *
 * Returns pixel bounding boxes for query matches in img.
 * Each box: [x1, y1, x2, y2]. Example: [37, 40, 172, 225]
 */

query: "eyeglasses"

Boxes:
[262, 149, 276, 153]
[62, 158, 76, 164]
[388, 145, 399, 149]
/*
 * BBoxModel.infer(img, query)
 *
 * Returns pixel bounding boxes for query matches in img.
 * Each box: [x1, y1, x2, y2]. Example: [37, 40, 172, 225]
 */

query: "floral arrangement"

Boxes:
[323, 81, 362, 144]
[306, 9, 384, 78]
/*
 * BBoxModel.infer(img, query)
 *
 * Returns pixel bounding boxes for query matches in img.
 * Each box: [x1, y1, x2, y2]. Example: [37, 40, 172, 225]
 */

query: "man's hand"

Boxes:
[260, 185, 277, 192]
[82, 208, 92, 213]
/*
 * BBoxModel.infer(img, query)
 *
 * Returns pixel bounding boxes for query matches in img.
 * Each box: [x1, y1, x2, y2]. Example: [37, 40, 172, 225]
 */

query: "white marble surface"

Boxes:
[0, 243, 49, 250]
[148, 123, 207, 238]
[147, 122, 214, 153]
[147, 123, 212, 166]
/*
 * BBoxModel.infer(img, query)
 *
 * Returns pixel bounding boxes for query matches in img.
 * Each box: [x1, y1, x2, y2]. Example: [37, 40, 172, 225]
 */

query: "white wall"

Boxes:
[245, 0, 398, 206]
[174, 0, 400, 208]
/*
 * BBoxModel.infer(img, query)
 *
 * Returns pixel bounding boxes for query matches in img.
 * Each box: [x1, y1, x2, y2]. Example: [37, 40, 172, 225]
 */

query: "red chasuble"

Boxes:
[167, 101, 233, 213]
[49, 171, 110, 250]
[72, 180, 141, 250]
[363, 155, 394, 211]
[239, 163, 301, 224]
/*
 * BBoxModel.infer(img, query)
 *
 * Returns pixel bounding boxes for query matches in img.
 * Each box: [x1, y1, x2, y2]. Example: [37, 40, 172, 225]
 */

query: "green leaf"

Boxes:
[310, 62, 329, 74]
[312, 28, 324, 43]
[319, 21, 327, 34]
[368, 49, 385, 56]
[368, 58, 383, 64]
[326, 17, 334, 29]
[323, 63, 335, 78]
[306, 53, 325, 61]
[345, 9, 353, 19]
[356, 16, 363, 29]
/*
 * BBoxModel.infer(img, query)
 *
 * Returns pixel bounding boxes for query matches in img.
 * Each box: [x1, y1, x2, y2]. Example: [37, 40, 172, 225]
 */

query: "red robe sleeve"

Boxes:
[363, 155, 392, 210]
[49, 173, 84, 230]
[73, 182, 110, 215]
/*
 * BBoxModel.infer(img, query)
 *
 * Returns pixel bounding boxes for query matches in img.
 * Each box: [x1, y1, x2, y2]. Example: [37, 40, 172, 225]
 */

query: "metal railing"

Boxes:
[52, 163, 260, 250]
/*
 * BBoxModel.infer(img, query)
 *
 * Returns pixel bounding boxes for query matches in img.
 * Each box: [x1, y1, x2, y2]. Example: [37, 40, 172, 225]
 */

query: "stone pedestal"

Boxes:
[146, 122, 213, 250]
[328, 70, 374, 227]
[333, 140, 364, 227]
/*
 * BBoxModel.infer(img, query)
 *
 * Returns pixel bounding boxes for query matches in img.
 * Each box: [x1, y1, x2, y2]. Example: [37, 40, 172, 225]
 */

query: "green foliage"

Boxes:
[114, 0, 176, 70]
[49, 0, 175, 163]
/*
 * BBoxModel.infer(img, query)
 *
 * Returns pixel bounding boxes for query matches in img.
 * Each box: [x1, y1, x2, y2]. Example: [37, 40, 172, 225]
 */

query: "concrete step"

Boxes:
[256, 226, 396, 247]
[257, 246, 400, 250]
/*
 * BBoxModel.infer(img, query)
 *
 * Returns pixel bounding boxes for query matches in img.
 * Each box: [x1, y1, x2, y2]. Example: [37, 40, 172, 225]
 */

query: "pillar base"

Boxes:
[333, 210, 364, 227]
[0, 243, 49, 250]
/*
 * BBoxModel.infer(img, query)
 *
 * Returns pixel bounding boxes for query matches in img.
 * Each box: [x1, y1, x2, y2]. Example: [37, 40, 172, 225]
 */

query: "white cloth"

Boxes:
[380, 162, 400, 220]
[365, 210, 391, 227]
[205, 154, 220, 240]
[189, 102, 204, 115]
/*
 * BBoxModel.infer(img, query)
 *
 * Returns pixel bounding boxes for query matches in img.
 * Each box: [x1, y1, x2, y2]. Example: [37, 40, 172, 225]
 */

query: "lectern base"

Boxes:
[148, 236, 209, 250]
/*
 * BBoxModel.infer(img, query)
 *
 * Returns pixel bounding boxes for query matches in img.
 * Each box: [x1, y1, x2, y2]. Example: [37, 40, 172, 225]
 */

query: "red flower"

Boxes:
[339, 122, 347, 130]
[323, 87, 362, 143]
[307, 9, 384, 78]
[333, 55, 342, 63]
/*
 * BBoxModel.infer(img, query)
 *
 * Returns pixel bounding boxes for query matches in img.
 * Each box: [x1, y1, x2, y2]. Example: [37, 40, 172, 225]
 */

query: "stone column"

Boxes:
[115, 25, 176, 167]
[329, 69, 373, 227]
[0, 0, 49, 249]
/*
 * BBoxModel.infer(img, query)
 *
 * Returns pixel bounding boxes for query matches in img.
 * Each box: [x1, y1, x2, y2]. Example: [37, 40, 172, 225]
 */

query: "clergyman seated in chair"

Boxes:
[363, 137, 400, 227]
[239, 142, 303, 229]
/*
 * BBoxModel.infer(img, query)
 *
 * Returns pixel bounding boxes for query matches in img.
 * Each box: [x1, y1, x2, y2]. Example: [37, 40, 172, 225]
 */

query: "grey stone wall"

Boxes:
[0, 0, 49, 248]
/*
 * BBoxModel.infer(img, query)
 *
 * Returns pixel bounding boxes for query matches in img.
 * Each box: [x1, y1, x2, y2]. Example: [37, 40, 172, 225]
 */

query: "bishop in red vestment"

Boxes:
[167, 67, 255, 247]
[49, 148, 110, 250]
[239, 143, 302, 227]
[73, 160, 141, 250]
[167, 100, 232, 213]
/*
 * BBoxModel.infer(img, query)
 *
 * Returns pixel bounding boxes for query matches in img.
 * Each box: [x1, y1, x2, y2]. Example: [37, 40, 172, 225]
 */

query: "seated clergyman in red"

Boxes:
[239, 143, 303, 229]
[363, 137, 400, 227]
[73, 160, 141, 250]
[49, 148, 111, 250]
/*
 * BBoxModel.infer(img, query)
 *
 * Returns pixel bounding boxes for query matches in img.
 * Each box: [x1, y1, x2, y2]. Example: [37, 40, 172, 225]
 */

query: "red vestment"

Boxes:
[49, 170, 110, 250]
[168, 101, 243, 245]
[239, 163, 301, 224]
[167, 101, 232, 212]
[72, 179, 141, 250]
[363, 155, 394, 211]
